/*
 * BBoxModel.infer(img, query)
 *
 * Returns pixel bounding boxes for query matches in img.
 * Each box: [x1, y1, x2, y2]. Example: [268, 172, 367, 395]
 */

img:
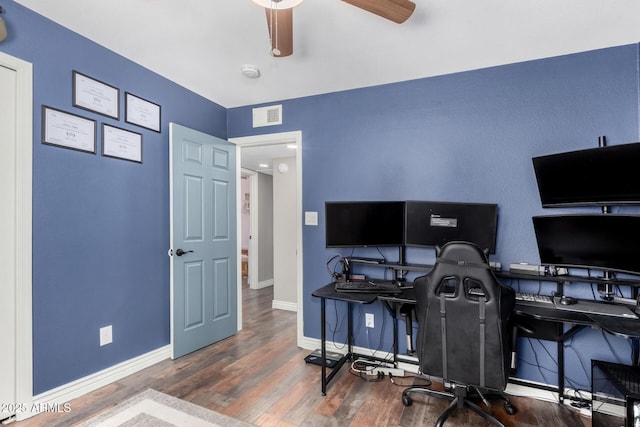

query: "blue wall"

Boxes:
[2, 0, 640, 396]
[1, 2, 226, 394]
[229, 44, 640, 389]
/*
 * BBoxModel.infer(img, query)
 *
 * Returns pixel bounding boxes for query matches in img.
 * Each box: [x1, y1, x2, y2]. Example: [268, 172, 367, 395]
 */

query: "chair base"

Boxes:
[402, 383, 516, 427]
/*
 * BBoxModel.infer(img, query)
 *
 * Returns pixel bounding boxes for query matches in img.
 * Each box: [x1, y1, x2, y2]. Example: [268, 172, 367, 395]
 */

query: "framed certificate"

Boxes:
[72, 71, 120, 119]
[102, 124, 143, 163]
[125, 92, 161, 132]
[42, 106, 97, 154]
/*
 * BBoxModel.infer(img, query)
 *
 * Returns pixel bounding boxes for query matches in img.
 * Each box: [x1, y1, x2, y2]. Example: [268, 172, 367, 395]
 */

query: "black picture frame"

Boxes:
[102, 123, 143, 163]
[72, 70, 120, 120]
[125, 92, 161, 132]
[42, 105, 97, 154]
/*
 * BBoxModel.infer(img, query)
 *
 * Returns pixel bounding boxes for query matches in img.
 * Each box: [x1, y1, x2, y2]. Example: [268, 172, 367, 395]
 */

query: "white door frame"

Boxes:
[229, 131, 303, 346]
[240, 168, 259, 289]
[0, 51, 34, 420]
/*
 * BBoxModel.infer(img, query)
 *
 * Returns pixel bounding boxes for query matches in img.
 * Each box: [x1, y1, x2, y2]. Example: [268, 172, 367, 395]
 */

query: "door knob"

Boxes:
[175, 249, 194, 256]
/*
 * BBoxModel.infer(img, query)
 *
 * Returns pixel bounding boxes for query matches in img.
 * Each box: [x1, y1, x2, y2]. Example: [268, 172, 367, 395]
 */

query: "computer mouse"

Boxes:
[559, 296, 577, 305]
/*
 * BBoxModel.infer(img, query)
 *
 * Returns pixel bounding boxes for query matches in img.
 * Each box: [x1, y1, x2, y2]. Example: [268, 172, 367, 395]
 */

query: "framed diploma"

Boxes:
[72, 70, 120, 119]
[125, 92, 161, 132]
[42, 106, 97, 154]
[102, 124, 143, 163]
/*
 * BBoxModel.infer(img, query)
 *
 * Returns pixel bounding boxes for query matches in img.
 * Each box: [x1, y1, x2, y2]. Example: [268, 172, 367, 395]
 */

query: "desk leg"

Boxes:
[320, 297, 327, 396]
[393, 303, 399, 366]
[347, 302, 353, 355]
[318, 299, 355, 395]
[556, 324, 582, 403]
[381, 300, 401, 367]
[557, 340, 564, 403]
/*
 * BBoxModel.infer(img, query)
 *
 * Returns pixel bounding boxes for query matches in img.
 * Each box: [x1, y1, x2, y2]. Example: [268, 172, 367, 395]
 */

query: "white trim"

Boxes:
[229, 131, 303, 347]
[168, 123, 177, 355]
[26, 346, 170, 419]
[241, 169, 259, 290]
[272, 300, 297, 312]
[0, 51, 34, 422]
[248, 171, 258, 289]
[234, 151, 244, 331]
[255, 278, 274, 290]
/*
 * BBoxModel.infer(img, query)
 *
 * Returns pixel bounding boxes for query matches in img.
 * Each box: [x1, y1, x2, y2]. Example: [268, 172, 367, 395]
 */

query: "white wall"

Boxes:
[272, 157, 297, 310]
[258, 173, 274, 284]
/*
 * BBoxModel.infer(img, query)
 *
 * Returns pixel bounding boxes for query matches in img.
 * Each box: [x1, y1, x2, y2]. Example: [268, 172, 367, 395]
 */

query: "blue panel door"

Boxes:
[170, 123, 237, 359]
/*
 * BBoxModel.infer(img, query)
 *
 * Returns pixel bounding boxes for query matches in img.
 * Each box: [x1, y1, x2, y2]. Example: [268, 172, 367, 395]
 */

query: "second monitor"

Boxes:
[405, 201, 498, 253]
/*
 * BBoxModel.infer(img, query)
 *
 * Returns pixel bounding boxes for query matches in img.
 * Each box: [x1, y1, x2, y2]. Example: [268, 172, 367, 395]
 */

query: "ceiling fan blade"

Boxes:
[264, 7, 293, 57]
[342, 0, 415, 24]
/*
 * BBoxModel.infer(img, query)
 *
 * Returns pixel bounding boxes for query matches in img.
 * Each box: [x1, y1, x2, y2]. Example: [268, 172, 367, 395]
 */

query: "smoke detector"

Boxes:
[241, 64, 261, 78]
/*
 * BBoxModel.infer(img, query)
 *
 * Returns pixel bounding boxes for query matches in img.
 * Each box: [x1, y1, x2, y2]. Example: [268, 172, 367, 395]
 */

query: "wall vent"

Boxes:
[252, 104, 282, 128]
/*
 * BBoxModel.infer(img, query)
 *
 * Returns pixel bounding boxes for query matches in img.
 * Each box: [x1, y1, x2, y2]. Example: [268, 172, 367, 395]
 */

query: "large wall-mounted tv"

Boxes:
[533, 215, 640, 276]
[325, 201, 405, 248]
[532, 142, 640, 207]
[405, 201, 498, 253]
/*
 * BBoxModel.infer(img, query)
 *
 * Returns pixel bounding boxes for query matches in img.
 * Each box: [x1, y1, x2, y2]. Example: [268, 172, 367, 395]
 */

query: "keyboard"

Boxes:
[552, 296, 638, 319]
[334, 280, 402, 294]
[515, 293, 554, 305]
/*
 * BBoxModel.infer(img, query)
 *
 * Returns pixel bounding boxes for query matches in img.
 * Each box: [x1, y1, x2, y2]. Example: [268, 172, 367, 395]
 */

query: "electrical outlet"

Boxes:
[365, 313, 374, 328]
[100, 325, 112, 346]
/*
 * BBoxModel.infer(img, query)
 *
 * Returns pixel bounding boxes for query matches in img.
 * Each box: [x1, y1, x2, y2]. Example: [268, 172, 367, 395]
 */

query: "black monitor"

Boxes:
[533, 215, 640, 276]
[532, 142, 640, 207]
[404, 201, 498, 253]
[325, 201, 405, 248]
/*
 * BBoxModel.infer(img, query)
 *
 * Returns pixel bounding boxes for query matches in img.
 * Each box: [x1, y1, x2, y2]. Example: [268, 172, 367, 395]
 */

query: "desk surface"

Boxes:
[312, 283, 379, 304]
[316, 284, 640, 339]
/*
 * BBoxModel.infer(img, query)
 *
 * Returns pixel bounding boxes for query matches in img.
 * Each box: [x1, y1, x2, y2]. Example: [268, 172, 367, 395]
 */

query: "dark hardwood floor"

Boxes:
[16, 283, 590, 426]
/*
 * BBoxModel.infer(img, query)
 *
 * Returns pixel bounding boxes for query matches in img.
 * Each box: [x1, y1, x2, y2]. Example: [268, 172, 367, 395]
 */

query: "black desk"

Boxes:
[311, 283, 378, 395]
[513, 302, 640, 401]
[313, 282, 640, 400]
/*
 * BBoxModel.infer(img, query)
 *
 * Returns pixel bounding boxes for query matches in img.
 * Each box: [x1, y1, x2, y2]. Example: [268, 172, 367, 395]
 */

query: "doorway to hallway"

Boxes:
[231, 131, 303, 346]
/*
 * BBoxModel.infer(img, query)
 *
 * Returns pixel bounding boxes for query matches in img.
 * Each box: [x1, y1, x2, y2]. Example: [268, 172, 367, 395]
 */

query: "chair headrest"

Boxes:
[435, 241, 490, 266]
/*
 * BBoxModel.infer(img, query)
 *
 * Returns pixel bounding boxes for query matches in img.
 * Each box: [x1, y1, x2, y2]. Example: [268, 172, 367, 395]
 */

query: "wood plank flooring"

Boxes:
[14, 283, 591, 426]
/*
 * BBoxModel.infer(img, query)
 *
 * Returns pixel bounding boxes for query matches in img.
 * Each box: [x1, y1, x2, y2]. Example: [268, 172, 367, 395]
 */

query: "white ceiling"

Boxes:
[241, 143, 296, 175]
[14, 0, 640, 109]
[17, 0, 640, 173]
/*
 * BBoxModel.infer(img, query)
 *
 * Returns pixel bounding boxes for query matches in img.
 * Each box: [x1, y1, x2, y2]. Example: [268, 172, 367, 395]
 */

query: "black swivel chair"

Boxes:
[402, 241, 517, 427]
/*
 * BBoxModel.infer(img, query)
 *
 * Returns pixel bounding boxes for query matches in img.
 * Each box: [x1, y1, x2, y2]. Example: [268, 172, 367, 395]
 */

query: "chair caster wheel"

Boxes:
[504, 401, 517, 415]
[402, 395, 413, 407]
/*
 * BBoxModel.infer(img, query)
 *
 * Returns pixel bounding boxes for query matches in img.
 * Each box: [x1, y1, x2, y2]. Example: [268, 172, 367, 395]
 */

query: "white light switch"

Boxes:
[100, 325, 113, 346]
[305, 211, 318, 226]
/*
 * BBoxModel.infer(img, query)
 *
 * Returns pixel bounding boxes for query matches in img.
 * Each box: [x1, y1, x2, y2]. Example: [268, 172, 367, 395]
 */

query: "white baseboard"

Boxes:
[251, 279, 273, 290]
[272, 299, 297, 312]
[22, 345, 171, 420]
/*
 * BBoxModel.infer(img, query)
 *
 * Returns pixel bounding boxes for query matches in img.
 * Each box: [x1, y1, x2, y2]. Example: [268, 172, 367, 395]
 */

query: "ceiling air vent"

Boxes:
[252, 104, 282, 128]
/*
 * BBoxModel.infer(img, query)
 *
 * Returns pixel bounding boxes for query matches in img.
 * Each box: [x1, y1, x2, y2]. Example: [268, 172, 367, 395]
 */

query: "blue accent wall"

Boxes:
[3, 0, 640, 396]
[229, 44, 640, 388]
[1, 2, 226, 394]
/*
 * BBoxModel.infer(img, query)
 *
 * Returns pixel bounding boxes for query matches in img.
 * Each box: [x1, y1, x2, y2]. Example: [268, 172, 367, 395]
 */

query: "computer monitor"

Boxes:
[533, 215, 640, 276]
[404, 201, 498, 253]
[325, 201, 405, 248]
[532, 142, 640, 207]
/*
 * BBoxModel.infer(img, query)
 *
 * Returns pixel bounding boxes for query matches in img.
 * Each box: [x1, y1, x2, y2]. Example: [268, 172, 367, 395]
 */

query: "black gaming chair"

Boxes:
[402, 241, 517, 427]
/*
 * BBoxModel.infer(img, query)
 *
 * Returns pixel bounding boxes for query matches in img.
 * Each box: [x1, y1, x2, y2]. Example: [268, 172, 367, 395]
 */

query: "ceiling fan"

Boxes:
[251, 0, 416, 57]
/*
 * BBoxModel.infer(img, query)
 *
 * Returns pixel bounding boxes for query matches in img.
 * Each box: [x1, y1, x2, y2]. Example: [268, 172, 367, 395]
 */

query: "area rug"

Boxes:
[78, 389, 253, 427]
